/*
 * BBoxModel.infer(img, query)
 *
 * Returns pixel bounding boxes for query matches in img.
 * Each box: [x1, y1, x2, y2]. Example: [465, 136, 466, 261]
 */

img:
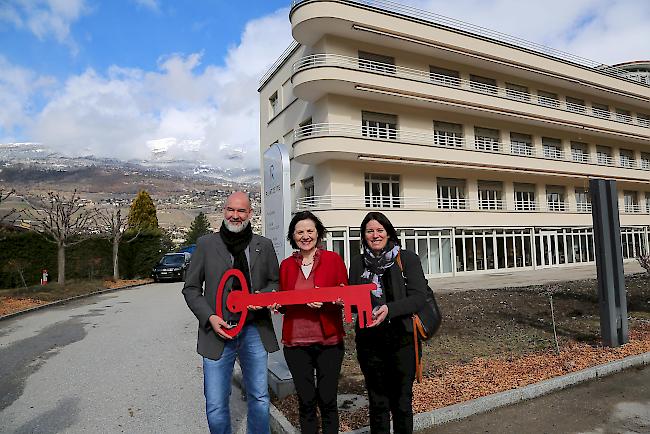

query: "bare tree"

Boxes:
[0, 188, 17, 225]
[24, 190, 96, 285]
[96, 207, 140, 281]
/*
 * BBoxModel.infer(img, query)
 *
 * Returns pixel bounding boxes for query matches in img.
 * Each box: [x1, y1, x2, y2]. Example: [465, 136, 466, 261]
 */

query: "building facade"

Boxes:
[259, 0, 650, 277]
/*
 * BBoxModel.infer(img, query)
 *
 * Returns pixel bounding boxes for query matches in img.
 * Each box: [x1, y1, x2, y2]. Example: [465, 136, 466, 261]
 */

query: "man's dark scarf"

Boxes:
[219, 220, 253, 291]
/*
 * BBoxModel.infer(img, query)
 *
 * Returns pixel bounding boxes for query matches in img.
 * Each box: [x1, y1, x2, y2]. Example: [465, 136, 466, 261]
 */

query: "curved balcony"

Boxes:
[292, 123, 650, 181]
[296, 195, 649, 216]
[292, 54, 650, 141]
[289, 0, 650, 100]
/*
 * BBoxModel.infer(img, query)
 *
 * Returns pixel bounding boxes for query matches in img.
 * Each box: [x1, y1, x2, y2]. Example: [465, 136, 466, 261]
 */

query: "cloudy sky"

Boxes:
[1, 0, 649, 170]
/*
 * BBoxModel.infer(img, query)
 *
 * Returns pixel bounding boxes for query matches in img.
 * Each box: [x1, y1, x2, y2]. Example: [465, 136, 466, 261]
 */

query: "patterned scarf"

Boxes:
[360, 240, 400, 305]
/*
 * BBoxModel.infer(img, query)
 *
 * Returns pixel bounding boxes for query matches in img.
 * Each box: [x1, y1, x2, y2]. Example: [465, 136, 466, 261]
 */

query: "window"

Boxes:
[624, 191, 639, 213]
[302, 177, 314, 197]
[478, 181, 503, 210]
[638, 113, 650, 128]
[575, 188, 591, 212]
[619, 149, 635, 168]
[570, 142, 589, 163]
[641, 152, 650, 170]
[596, 146, 613, 165]
[474, 127, 501, 152]
[358, 51, 396, 74]
[615, 108, 632, 123]
[542, 137, 564, 159]
[514, 183, 536, 211]
[505, 83, 530, 101]
[469, 75, 498, 95]
[510, 132, 533, 156]
[592, 102, 610, 119]
[365, 173, 400, 208]
[433, 121, 464, 147]
[546, 186, 566, 212]
[362, 111, 397, 139]
[295, 117, 313, 140]
[429, 66, 460, 87]
[537, 90, 559, 108]
[566, 96, 586, 113]
[437, 178, 466, 209]
[269, 91, 279, 118]
[302, 177, 314, 206]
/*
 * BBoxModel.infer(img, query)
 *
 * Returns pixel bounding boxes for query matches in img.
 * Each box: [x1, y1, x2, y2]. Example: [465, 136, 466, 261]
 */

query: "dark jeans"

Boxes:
[283, 343, 344, 434]
[356, 322, 417, 434]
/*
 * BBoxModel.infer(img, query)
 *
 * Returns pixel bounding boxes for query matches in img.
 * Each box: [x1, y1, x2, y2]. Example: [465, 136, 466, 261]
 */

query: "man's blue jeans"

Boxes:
[203, 324, 270, 434]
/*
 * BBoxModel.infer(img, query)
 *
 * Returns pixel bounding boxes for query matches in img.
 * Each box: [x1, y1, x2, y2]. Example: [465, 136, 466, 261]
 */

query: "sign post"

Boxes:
[262, 142, 294, 397]
[590, 178, 628, 347]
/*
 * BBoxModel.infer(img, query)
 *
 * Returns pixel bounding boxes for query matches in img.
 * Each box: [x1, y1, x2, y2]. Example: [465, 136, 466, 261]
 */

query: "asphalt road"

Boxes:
[423, 364, 650, 434]
[0, 282, 248, 434]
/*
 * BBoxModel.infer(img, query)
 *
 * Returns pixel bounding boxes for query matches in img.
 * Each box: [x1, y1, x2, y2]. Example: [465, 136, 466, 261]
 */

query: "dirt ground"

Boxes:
[272, 273, 650, 431]
[0, 278, 151, 316]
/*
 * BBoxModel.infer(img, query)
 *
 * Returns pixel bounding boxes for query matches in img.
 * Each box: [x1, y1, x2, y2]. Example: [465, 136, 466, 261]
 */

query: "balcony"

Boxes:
[296, 195, 599, 214]
[624, 204, 643, 214]
[291, 54, 650, 136]
[294, 123, 650, 178]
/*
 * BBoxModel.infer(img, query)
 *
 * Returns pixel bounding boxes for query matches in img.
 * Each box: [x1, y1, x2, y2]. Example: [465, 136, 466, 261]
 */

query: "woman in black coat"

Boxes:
[349, 211, 427, 434]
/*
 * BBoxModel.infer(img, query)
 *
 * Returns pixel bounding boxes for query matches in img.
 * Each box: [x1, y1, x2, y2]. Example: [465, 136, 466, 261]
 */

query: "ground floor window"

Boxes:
[320, 225, 648, 278]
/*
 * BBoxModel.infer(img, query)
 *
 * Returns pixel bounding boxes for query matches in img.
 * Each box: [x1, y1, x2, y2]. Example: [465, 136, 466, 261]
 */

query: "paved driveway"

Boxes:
[0, 282, 248, 433]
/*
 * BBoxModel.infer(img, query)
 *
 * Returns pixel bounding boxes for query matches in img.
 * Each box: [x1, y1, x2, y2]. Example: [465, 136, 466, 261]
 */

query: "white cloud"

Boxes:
[28, 7, 293, 170]
[9, 2, 650, 173]
[399, 0, 650, 65]
[0, 0, 88, 50]
[0, 56, 56, 140]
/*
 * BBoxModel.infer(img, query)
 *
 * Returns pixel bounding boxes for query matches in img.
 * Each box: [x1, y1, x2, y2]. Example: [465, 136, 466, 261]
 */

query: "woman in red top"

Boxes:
[279, 211, 348, 434]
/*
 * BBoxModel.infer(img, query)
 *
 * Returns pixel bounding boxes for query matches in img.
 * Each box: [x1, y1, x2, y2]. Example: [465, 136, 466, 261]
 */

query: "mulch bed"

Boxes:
[0, 279, 151, 317]
[272, 273, 650, 431]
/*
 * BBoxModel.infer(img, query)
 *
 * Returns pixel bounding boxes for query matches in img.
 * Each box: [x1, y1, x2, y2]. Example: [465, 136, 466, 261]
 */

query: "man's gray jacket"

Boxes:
[182, 232, 280, 360]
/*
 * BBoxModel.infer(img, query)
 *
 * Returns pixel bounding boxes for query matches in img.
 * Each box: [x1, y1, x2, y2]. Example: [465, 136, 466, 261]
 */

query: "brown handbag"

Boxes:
[396, 252, 442, 383]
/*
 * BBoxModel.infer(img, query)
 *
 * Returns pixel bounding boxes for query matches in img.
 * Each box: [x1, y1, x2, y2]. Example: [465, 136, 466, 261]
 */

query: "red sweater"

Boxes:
[279, 249, 349, 346]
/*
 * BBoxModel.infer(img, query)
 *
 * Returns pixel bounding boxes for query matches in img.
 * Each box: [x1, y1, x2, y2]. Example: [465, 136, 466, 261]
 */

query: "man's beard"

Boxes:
[223, 218, 250, 233]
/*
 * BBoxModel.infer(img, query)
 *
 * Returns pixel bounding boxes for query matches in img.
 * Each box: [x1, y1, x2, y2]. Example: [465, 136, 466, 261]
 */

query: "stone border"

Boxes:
[0, 282, 150, 321]
[271, 350, 650, 434]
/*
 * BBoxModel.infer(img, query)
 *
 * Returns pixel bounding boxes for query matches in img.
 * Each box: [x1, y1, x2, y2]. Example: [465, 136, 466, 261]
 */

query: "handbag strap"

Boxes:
[413, 316, 423, 383]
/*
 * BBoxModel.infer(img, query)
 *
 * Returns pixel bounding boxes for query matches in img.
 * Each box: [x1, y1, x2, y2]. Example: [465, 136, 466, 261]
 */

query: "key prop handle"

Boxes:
[215, 268, 250, 338]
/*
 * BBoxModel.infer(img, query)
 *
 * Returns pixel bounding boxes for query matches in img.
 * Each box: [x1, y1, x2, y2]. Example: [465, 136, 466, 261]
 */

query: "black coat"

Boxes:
[349, 249, 427, 332]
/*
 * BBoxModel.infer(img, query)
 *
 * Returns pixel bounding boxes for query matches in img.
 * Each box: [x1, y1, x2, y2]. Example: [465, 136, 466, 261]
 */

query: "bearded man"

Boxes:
[183, 191, 279, 434]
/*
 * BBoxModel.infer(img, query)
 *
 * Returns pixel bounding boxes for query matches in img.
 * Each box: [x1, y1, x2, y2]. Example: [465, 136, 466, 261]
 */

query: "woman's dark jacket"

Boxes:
[348, 249, 427, 332]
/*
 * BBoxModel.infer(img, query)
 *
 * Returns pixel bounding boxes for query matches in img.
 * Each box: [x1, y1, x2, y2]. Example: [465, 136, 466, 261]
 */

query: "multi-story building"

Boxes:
[259, 0, 650, 277]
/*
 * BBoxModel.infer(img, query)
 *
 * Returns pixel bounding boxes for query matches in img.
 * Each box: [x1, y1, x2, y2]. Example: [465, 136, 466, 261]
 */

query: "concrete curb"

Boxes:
[0, 282, 150, 321]
[317, 350, 650, 434]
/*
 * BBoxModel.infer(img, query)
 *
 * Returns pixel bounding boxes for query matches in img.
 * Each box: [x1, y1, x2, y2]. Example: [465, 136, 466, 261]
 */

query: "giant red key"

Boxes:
[216, 268, 376, 338]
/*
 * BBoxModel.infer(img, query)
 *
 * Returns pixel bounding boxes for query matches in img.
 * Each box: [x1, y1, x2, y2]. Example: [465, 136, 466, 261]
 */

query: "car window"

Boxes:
[160, 255, 184, 266]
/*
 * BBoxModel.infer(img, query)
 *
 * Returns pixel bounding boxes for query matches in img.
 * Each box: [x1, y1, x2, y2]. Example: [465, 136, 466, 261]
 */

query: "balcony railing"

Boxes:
[619, 158, 636, 168]
[596, 154, 615, 166]
[296, 195, 650, 215]
[292, 53, 650, 129]
[294, 123, 650, 173]
[290, 0, 649, 87]
[624, 204, 642, 213]
[576, 202, 592, 213]
[571, 151, 590, 163]
[543, 147, 564, 160]
[474, 137, 502, 152]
